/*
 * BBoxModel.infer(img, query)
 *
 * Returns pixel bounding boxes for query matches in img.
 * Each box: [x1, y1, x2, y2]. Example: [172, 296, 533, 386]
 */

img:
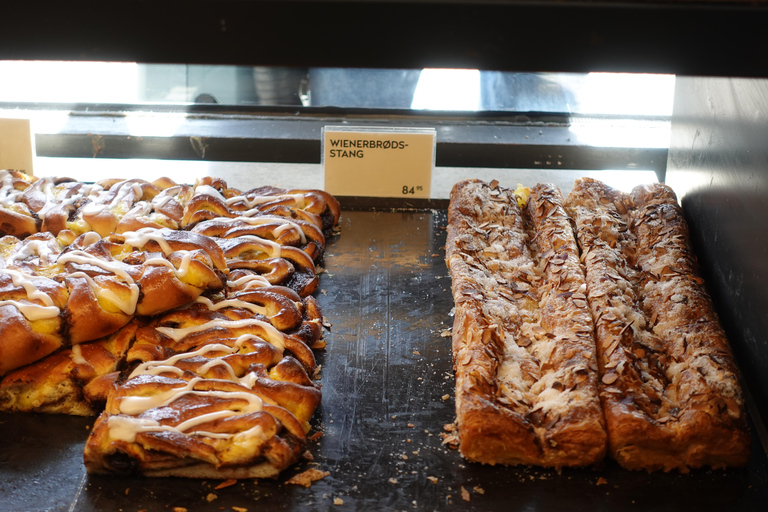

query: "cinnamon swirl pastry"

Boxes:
[0, 170, 338, 480]
[84, 307, 321, 478]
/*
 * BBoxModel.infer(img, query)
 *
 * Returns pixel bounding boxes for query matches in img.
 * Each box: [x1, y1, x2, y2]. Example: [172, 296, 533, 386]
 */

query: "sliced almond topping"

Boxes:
[516, 337, 532, 348]
[572, 298, 588, 309]
[618, 321, 634, 336]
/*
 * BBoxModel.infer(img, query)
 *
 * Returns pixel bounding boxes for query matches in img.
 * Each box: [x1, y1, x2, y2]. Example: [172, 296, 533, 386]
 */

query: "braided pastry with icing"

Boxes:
[84, 299, 322, 477]
[0, 170, 338, 481]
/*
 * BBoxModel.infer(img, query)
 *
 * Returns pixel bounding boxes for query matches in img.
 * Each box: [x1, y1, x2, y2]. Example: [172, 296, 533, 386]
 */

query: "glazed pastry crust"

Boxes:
[0, 171, 339, 481]
[567, 177, 750, 472]
[446, 179, 606, 468]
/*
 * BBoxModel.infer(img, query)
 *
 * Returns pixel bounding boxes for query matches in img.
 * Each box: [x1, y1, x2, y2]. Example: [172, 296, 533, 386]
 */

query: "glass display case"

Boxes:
[1, 2, 767, 511]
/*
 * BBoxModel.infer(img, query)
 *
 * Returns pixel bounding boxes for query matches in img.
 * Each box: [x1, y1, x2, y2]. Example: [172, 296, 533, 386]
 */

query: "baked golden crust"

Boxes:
[567, 177, 750, 472]
[446, 179, 606, 468]
[0, 320, 139, 415]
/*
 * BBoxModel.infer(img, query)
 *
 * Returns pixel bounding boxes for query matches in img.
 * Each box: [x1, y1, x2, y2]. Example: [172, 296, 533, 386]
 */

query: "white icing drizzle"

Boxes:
[129, 339, 254, 379]
[0, 268, 61, 320]
[272, 222, 303, 243]
[68, 271, 139, 315]
[80, 200, 107, 216]
[118, 376, 263, 416]
[77, 180, 140, 217]
[0, 170, 24, 206]
[151, 190, 178, 210]
[7, 240, 58, 267]
[57, 250, 134, 283]
[108, 375, 263, 443]
[80, 232, 102, 247]
[238, 198, 304, 219]
[194, 184, 227, 203]
[107, 415, 241, 442]
[57, 250, 140, 315]
[155, 318, 285, 351]
[206, 215, 307, 244]
[70, 343, 88, 365]
[29, 178, 56, 217]
[144, 251, 193, 279]
[3, 269, 56, 306]
[195, 296, 268, 317]
[121, 227, 174, 255]
[224, 193, 303, 209]
[226, 274, 271, 290]
[82, 183, 106, 200]
[0, 299, 60, 320]
[234, 235, 282, 259]
[109, 181, 144, 207]
[124, 201, 153, 218]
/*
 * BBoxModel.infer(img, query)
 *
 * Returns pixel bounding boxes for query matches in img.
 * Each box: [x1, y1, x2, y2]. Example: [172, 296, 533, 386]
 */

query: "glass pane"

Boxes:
[0, 61, 674, 116]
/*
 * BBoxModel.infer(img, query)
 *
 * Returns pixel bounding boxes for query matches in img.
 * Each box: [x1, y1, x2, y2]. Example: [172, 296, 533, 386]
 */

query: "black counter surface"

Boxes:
[1, 209, 767, 511]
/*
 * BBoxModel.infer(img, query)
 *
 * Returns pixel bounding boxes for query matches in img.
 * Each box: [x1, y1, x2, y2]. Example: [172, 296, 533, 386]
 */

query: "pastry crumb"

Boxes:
[389, 478, 398, 484]
[286, 468, 330, 487]
[597, 477, 608, 486]
[461, 486, 470, 501]
[427, 476, 439, 484]
[214, 479, 237, 490]
[206, 493, 218, 502]
[333, 498, 344, 505]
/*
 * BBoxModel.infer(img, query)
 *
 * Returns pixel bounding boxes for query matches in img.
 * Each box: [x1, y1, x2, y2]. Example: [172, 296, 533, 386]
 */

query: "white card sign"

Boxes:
[0, 118, 35, 175]
[322, 126, 435, 198]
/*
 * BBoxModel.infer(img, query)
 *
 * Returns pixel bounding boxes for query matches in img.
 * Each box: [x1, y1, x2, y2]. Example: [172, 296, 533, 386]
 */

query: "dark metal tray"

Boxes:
[2, 209, 767, 511]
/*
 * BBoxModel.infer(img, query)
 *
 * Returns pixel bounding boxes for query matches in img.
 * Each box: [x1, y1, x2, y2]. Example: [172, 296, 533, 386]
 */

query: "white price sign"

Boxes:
[322, 126, 435, 198]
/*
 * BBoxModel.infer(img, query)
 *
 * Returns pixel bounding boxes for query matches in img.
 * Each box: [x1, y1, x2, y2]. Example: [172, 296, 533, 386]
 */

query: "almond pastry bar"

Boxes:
[566, 177, 750, 471]
[446, 179, 607, 468]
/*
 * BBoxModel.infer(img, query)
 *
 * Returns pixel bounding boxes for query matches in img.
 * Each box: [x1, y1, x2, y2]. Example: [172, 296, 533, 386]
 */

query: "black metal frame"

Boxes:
[2, 1, 768, 77]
